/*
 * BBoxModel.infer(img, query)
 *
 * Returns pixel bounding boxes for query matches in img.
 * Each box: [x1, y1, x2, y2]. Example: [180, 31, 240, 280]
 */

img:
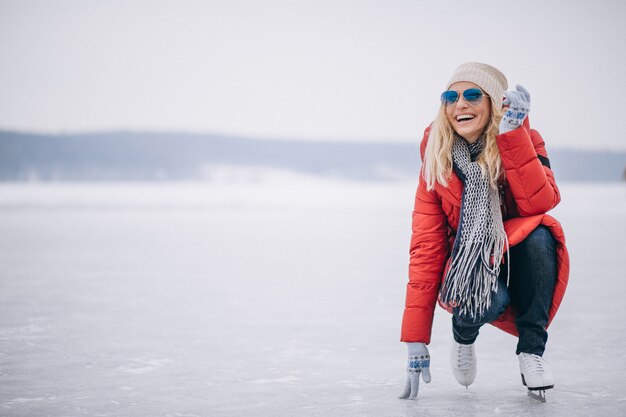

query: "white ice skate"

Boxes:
[450, 340, 477, 388]
[518, 352, 554, 402]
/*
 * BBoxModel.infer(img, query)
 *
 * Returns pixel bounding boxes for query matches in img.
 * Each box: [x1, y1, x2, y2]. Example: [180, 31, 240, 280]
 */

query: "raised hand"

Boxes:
[499, 84, 530, 134]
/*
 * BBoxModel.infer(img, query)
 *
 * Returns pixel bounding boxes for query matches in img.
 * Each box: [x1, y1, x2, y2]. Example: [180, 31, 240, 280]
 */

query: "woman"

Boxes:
[398, 62, 569, 400]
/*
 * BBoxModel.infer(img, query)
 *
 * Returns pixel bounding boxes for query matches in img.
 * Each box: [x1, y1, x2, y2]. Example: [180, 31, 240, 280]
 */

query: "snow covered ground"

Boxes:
[1, 173, 625, 416]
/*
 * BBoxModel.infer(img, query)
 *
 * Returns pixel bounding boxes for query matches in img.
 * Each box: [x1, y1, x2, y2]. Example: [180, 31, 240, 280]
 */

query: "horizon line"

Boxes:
[1, 127, 625, 153]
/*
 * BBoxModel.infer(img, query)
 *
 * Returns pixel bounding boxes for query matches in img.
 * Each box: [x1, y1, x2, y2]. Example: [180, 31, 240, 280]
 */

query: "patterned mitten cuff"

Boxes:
[407, 342, 430, 372]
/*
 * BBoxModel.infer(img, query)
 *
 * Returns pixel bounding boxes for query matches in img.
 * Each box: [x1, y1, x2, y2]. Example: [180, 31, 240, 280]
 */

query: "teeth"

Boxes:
[456, 114, 475, 121]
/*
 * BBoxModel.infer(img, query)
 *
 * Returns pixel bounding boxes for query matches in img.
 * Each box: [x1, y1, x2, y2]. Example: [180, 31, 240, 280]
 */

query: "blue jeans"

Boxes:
[452, 226, 557, 356]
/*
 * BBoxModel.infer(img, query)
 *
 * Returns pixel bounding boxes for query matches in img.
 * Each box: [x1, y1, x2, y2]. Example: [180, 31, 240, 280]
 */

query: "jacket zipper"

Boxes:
[499, 184, 508, 219]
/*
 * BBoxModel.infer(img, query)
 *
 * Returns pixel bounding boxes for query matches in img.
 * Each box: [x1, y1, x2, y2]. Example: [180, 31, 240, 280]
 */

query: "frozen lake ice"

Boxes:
[1, 174, 625, 416]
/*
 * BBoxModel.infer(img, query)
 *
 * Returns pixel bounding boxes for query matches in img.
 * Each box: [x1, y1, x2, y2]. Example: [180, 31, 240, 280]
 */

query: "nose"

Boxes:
[455, 96, 470, 109]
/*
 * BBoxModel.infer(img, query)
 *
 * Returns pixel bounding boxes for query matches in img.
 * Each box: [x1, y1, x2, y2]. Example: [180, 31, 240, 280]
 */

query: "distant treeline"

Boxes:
[0, 130, 624, 182]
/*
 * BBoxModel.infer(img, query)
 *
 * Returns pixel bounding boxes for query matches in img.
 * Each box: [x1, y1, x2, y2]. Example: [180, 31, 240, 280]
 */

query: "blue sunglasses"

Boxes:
[440, 88, 488, 105]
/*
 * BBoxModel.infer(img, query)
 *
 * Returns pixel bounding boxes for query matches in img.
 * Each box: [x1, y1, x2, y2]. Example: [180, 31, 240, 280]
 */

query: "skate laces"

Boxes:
[521, 353, 546, 375]
[455, 344, 474, 370]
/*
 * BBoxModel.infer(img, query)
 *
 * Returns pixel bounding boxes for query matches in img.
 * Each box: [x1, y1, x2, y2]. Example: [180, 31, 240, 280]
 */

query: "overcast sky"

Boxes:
[1, 0, 625, 150]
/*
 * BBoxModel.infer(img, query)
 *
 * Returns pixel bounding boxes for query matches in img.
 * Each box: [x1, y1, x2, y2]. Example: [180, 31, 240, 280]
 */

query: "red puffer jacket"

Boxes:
[400, 119, 570, 344]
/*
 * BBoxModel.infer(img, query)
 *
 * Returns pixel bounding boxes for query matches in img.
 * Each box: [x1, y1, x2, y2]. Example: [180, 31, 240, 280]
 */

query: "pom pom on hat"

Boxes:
[447, 62, 508, 105]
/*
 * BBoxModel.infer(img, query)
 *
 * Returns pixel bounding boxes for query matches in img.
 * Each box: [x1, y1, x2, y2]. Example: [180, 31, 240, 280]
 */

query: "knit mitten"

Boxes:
[399, 342, 431, 400]
[499, 84, 531, 134]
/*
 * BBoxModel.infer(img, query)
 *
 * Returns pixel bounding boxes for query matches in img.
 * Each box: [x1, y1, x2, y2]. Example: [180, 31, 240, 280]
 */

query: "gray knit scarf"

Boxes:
[440, 135, 509, 319]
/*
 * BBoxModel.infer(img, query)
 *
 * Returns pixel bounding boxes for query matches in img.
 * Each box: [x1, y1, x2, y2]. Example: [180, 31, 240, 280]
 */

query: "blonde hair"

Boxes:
[423, 98, 504, 190]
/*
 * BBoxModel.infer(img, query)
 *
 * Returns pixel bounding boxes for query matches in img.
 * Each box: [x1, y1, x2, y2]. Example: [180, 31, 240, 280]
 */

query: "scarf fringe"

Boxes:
[441, 233, 508, 319]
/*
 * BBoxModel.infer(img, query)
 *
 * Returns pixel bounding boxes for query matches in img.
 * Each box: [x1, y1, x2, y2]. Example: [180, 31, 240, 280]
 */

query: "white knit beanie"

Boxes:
[447, 62, 508, 105]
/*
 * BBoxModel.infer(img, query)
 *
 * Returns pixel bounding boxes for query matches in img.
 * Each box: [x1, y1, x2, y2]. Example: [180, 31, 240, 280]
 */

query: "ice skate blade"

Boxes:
[527, 389, 546, 403]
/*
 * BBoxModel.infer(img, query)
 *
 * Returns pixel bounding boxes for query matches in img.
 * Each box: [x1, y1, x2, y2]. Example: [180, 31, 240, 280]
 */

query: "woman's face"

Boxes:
[445, 81, 492, 143]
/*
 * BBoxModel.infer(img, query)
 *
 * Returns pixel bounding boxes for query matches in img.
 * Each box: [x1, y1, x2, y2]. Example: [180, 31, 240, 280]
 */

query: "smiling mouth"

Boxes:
[455, 114, 476, 124]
